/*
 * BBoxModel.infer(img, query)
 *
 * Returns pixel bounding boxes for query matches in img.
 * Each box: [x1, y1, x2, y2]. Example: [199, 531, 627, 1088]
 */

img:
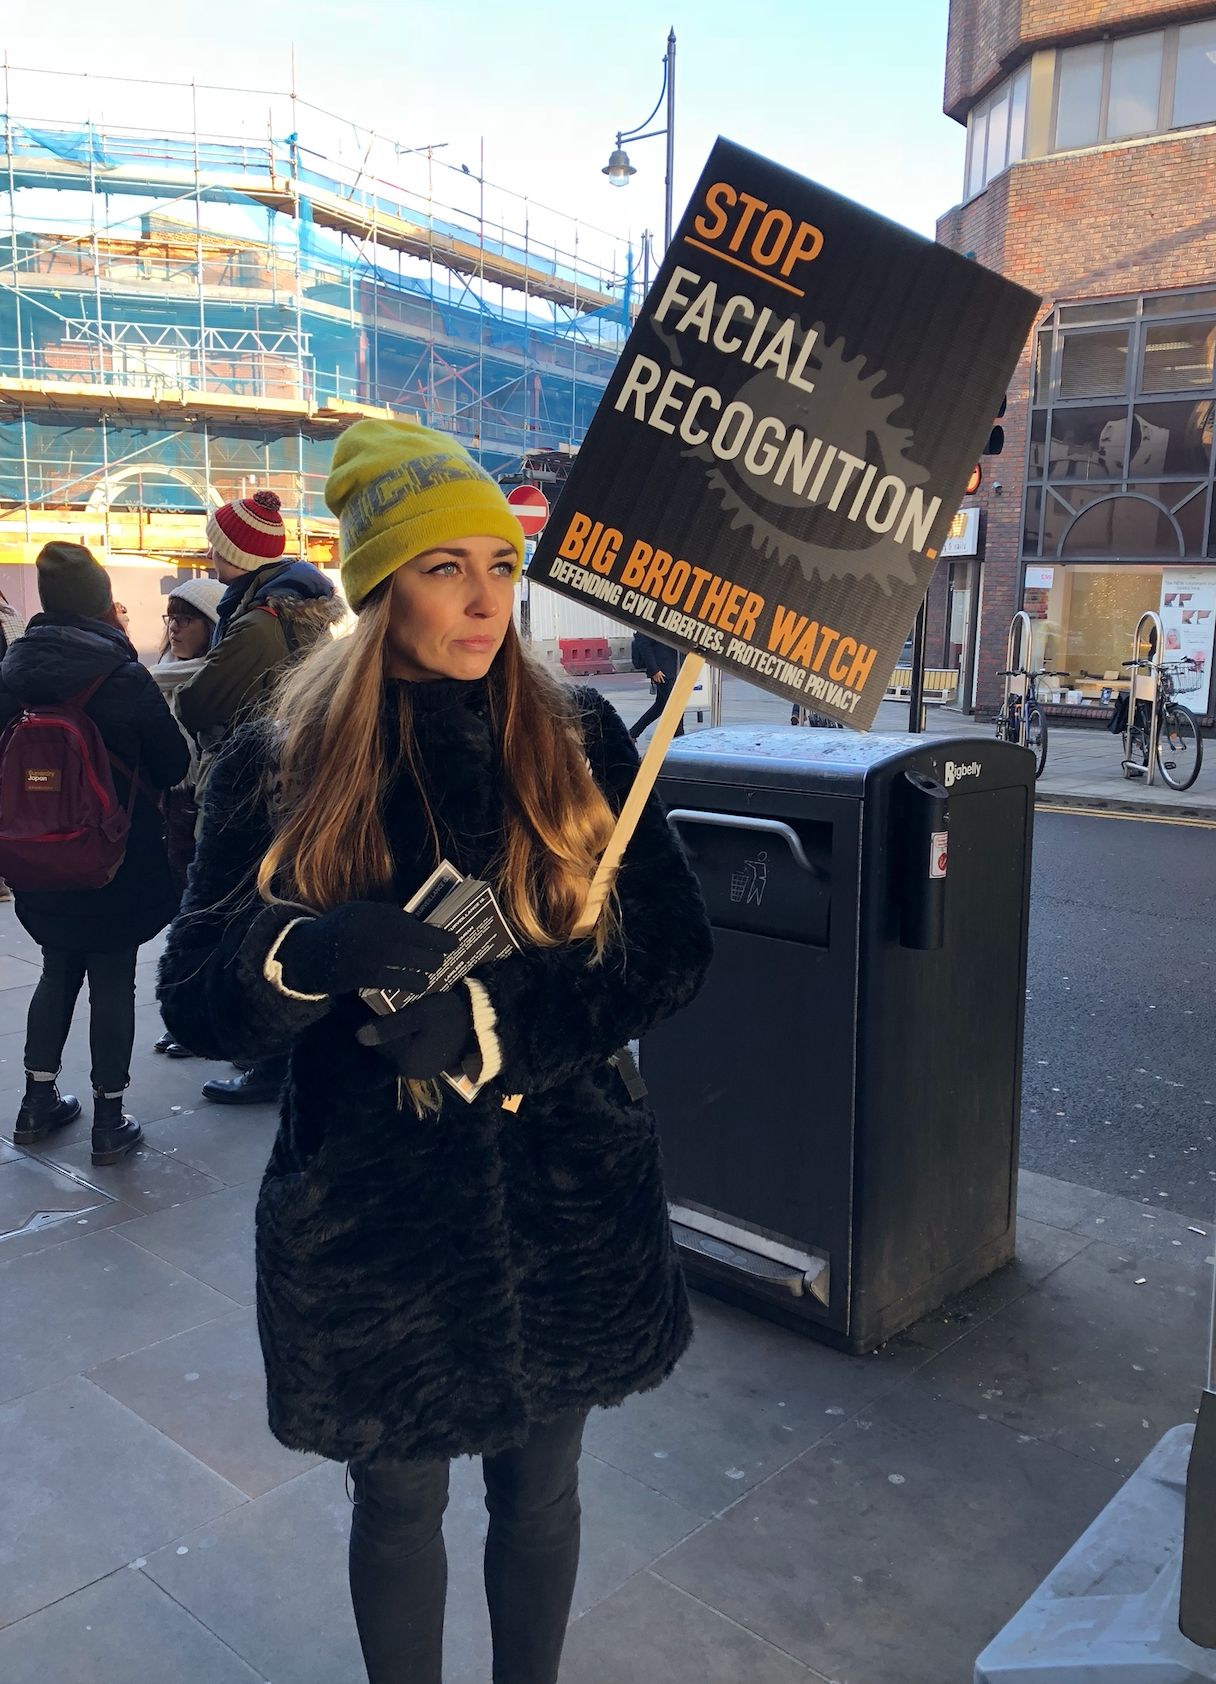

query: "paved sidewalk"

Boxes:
[600, 671, 1215, 819]
[1, 902, 1212, 1683]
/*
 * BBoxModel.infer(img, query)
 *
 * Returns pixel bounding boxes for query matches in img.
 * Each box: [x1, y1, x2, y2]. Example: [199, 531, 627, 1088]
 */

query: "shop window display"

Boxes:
[1023, 563, 1214, 718]
[1022, 293, 1216, 718]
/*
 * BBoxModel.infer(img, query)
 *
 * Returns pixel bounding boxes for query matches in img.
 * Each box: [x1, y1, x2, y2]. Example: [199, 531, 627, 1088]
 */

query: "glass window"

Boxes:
[1131, 401, 1215, 474]
[1140, 320, 1216, 393]
[1061, 494, 1182, 557]
[1172, 488, 1208, 554]
[1033, 329, 1053, 404]
[1028, 408, 1048, 475]
[1059, 329, 1131, 399]
[1144, 289, 1216, 317]
[966, 106, 988, 199]
[1042, 403, 1130, 478]
[987, 88, 1010, 178]
[1173, 19, 1216, 129]
[1058, 300, 1130, 325]
[1107, 33, 1162, 139]
[1056, 43, 1104, 150]
[1027, 564, 1165, 693]
[1008, 68, 1029, 164]
[1023, 488, 1043, 555]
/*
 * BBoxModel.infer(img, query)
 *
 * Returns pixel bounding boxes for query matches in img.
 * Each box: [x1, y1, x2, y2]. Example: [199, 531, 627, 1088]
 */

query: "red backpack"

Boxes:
[0, 673, 139, 892]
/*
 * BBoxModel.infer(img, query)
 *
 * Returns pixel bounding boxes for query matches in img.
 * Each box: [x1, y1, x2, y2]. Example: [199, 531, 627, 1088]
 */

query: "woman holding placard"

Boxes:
[158, 418, 712, 1684]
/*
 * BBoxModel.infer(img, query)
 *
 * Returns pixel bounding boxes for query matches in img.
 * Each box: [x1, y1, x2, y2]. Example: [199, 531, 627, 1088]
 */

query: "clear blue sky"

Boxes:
[5, 0, 963, 258]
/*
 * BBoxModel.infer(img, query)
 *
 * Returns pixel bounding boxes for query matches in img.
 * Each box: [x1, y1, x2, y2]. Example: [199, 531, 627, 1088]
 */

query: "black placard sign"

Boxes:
[528, 138, 1040, 728]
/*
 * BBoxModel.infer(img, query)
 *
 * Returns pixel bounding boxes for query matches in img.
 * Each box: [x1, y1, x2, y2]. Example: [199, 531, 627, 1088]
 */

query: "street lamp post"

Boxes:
[603, 28, 676, 251]
[602, 32, 722, 724]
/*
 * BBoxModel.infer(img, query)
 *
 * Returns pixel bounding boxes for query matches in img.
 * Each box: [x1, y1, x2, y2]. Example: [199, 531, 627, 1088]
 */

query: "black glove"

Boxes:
[356, 990, 475, 1081]
[277, 902, 460, 997]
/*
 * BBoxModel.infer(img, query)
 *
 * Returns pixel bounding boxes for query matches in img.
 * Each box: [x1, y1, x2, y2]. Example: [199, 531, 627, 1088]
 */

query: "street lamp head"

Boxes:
[602, 145, 636, 186]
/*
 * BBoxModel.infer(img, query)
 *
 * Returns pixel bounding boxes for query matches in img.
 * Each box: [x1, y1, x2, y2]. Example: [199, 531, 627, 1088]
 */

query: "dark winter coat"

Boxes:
[158, 679, 713, 1465]
[0, 615, 190, 952]
[175, 560, 344, 803]
[632, 632, 680, 687]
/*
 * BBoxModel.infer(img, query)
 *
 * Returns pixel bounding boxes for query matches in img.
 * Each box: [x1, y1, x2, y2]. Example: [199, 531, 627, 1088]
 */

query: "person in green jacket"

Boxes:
[176, 489, 345, 1103]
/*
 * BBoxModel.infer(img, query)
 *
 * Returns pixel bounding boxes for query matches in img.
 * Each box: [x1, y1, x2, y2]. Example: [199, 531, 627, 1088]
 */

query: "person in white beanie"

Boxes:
[149, 577, 227, 1055]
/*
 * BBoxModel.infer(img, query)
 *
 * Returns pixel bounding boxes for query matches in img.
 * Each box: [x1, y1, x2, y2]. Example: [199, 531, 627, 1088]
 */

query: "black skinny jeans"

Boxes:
[25, 944, 139, 1095]
[348, 1409, 586, 1684]
[630, 692, 685, 740]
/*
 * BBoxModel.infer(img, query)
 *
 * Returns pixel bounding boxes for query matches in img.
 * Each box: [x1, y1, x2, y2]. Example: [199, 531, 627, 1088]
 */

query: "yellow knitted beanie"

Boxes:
[325, 419, 525, 609]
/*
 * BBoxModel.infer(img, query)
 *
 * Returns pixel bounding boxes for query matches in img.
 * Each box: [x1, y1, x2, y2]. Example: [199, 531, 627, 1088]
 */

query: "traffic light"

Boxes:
[984, 394, 1007, 456]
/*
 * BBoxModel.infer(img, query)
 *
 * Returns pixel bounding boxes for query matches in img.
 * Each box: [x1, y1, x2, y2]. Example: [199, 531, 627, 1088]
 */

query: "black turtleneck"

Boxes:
[380, 677, 504, 903]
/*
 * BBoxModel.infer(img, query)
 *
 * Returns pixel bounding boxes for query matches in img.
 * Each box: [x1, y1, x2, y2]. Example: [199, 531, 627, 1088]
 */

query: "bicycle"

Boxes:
[1121, 656, 1204, 791]
[993, 665, 1068, 778]
[789, 705, 844, 728]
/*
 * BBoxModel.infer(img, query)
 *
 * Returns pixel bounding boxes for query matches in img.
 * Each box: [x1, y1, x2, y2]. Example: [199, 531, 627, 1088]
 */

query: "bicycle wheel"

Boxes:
[1156, 705, 1203, 791]
[1025, 705, 1048, 778]
[1123, 702, 1152, 778]
[994, 702, 1017, 744]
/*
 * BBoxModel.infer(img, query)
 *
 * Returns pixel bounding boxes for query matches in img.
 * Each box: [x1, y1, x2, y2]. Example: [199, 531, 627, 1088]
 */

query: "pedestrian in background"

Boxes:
[1, 542, 188, 1164]
[158, 419, 712, 1684]
[148, 575, 226, 1058]
[0, 589, 28, 901]
[629, 630, 685, 741]
[174, 489, 343, 1104]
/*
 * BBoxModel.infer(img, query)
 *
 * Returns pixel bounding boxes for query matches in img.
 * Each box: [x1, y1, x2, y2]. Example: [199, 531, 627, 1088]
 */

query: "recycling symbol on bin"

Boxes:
[730, 851, 768, 908]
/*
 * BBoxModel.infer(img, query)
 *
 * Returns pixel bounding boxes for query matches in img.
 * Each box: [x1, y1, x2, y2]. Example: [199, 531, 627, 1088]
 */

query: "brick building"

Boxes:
[932, 1, 1216, 722]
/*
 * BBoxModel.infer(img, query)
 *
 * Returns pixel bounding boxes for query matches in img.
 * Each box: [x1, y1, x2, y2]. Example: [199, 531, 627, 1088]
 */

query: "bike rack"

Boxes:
[1003, 612, 1033, 748]
[1123, 610, 1163, 785]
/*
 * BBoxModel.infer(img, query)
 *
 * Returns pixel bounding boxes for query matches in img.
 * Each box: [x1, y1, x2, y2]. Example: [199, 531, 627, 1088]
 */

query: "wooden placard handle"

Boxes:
[500, 654, 705, 1111]
[572, 654, 705, 939]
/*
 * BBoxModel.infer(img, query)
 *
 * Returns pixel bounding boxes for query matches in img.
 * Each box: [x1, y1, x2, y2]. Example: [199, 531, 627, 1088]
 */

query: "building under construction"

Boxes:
[0, 66, 635, 648]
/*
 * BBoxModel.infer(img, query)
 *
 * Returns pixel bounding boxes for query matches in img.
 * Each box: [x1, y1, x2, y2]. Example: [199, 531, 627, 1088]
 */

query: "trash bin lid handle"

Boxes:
[666, 809, 821, 877]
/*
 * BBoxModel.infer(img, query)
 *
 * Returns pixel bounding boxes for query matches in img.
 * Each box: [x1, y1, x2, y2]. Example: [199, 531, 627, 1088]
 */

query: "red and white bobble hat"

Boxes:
[206, 489, 286, 572]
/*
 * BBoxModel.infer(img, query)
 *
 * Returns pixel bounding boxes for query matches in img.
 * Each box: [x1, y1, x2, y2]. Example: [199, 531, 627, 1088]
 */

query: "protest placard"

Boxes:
[529, 137, 1040, 730]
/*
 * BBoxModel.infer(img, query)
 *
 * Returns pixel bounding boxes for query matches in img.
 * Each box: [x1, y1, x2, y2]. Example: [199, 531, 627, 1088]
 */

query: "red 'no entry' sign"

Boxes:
[506, 483, 550, 537]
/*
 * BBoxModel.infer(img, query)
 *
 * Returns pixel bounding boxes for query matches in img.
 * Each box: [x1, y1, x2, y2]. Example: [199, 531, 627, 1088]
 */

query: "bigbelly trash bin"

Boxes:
[644, 728, 1035, 1354]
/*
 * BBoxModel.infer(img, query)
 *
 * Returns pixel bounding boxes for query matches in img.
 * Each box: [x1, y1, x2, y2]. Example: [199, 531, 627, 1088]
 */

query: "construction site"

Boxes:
[0, 64, 637, 651]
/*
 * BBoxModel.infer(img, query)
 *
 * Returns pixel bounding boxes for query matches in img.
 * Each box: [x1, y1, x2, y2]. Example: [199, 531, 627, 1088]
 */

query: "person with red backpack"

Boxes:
[0, 542, 188, 1164]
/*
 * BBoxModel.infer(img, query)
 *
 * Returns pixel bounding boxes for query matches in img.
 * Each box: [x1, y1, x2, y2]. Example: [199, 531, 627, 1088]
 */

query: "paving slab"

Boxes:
[30, 1132, 226, 1215]
[1019, 1170, 1216, 1267]
[0, 1226, 237, 1403]
[87, 1306, 321, 1499]
[143, 1458, 367, 1684]
[914, 1238, 1211, 1471]
[584, 1289, 910, 1517]
[146, 1104, 279, 1187]
[562, 1571, 824, 1684]
[0, 1151, 137, 1260]
[0, 1566, 265, 1684]
[117, 1179, 258, 1305]
[655, 1386, 1122, 1684]
[0, 1375, 245, 1629]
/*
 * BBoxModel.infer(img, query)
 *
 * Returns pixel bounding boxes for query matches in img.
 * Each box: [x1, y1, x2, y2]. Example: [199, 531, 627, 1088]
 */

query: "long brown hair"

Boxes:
[256, 583, 617, 954]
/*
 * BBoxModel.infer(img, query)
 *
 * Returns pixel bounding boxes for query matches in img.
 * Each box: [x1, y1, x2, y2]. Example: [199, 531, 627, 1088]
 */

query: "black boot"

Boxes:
[201, 1056, 287, 1106]
[13, 1075, 81, 1146]
[91, 1092, 142, 1166]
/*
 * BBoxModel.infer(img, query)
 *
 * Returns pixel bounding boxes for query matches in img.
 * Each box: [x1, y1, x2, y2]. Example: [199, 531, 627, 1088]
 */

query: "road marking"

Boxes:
[1036, 803, 1216, 829]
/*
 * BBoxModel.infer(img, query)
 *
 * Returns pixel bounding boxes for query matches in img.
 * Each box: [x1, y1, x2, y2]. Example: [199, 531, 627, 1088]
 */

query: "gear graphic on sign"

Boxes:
[670, 314, 932, 592]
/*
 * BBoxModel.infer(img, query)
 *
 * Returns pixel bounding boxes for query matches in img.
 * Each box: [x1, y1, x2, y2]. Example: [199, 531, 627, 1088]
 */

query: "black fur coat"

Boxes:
[158, 679, 712, 1465]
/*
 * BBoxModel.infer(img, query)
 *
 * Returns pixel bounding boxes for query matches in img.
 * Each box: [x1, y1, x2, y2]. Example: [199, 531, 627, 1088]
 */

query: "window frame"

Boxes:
[1048, 22, 1216, 155]
[1023, 291, 1216, 564]
[964, 64, 1031, 199]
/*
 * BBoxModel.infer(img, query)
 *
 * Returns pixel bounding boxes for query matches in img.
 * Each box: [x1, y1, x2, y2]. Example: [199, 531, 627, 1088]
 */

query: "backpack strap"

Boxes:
[67, 671, 157, 809]
[69, 672, 114, 711]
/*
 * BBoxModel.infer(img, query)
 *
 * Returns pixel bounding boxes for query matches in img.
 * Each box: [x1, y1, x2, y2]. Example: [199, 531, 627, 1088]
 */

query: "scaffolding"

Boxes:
[0, 62, 637, 587]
